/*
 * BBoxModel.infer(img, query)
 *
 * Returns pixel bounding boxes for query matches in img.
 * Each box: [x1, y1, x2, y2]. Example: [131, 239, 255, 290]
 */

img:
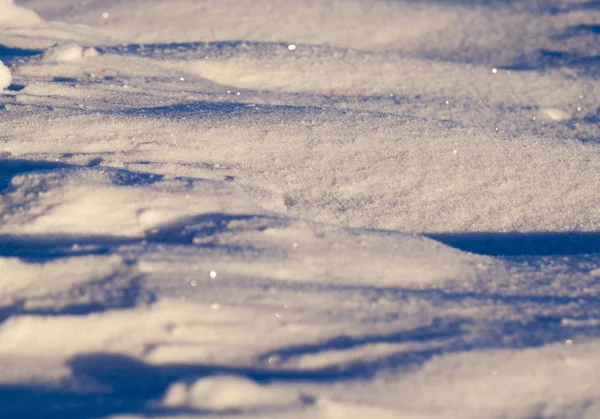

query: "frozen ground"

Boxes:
[0, 0, 599, 417]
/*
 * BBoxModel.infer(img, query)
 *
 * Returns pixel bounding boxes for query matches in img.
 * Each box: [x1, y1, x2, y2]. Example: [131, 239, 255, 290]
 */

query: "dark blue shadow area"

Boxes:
[425, 231, 600, 256]
[0, 159, 74, 191]
[0, 44, 41, 62]
[0, 212, 275, 262]
[583, 109, 600, 125]
[0, 354, 317, 418]
[500, 49, 600, 77]
[559, 24, 600, 37]
[402, 0, 600, 14]
[0, 233, 135, 262]
[551, 0, 600, 13]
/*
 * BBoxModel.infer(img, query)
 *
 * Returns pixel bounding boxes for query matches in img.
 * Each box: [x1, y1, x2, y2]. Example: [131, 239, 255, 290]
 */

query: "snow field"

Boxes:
[0, 0, 599, 418]
[1, 108, 598, 233]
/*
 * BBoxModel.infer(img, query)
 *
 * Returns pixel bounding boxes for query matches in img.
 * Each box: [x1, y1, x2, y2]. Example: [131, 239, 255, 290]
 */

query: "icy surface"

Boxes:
[0, 0, 599, 418]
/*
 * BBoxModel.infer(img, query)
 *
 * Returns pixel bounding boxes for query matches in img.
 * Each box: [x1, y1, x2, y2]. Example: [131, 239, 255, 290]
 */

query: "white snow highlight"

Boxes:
[162, 376, 301, 410]
[0, 0, 41, 26]
[42, 43, 95, 63]
[0, 60, 11, 90]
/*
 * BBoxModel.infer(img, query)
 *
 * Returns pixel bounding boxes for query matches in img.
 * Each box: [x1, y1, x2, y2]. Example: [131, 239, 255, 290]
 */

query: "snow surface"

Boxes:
[0, 0, 599, 418]
[0, 60, 11, 90]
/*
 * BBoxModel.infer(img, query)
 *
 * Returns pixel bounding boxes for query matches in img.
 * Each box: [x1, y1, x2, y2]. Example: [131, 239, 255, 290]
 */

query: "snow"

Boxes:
[42, 43, 97, 63]
[161, 375, 302, 410]
[0, 60, 10, 90]
[0, 0, 599, 418]
[0, 0, 40, 26]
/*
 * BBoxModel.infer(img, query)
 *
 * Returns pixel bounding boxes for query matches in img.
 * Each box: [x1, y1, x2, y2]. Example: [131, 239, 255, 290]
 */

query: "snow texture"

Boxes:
[0, 0, 599, 418]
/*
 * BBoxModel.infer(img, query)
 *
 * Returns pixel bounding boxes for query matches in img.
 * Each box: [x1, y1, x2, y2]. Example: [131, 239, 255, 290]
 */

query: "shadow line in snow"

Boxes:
[557, 24, 600, 38]
[0, 273, 154, 326]
[0, 212, 273, 262]
[405, 0, 600, 14]
[256, 317, 469, 365]
[0, 44, 42, 63]
[2, 311, 599, 418]
[0, 317, 465, 419]
[0, 158, 75, 191]
[499, 49, 600, 77]
[0, 233, 137, 261]
[425, 231, 600, 256]
[549, 0, 600, 13]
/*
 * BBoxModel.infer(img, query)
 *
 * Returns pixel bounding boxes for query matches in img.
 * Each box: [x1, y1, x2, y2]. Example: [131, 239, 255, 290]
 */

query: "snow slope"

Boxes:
[1, 0, 599, 418]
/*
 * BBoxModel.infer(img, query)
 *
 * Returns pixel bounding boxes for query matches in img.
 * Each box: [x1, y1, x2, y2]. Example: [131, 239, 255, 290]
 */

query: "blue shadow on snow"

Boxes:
[425, 231, 600, 256]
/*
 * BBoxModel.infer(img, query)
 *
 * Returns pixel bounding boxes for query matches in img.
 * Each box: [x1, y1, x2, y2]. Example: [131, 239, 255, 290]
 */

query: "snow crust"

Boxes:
[0, 0, 599, 418]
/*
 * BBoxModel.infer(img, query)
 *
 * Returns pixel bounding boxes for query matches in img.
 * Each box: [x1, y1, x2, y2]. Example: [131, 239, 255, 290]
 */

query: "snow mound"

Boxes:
[136, 214, 500, 287]
[0, 168, 262, 237]
[43, 43, 98, 63]
[0, 60, 11, 90]
[0, 0, 41, 25]
[162, 375, 301, 410]
[0, 165, 498, 287]
[185, 46, 599, 109]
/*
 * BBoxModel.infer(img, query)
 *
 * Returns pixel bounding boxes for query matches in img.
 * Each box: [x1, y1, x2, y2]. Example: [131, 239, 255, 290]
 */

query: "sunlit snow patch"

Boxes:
[43, 43, 98, 63]
[162, 375, 302, 411]
[0, 0, 41, 25]
[0, 167, 262, 237]
[0, 60, 11, 90]
[539, 107, 572, 122]
[136, 214, 501, 287]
